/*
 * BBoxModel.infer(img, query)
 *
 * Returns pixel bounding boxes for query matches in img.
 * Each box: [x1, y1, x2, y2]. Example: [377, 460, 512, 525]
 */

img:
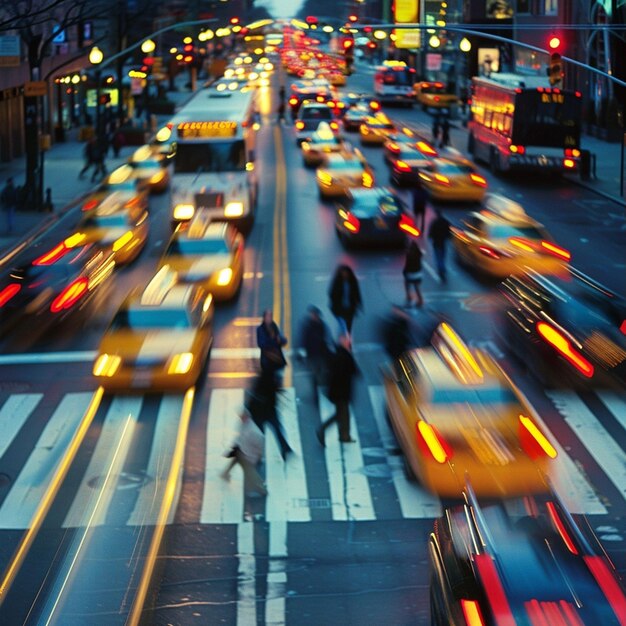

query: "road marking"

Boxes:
[266, 521, 287, 626]
[548, 391, 626, 504]
[237, 522, 257, 626]
[63, 396, 141, 527]
[368, 386, 441, 519]
[0, 394, 42, 460]
[318, 390, 375, 521]
[0, 393, 94, 529]
[201, 388, 245, 524]
[597, 392, 626, 433]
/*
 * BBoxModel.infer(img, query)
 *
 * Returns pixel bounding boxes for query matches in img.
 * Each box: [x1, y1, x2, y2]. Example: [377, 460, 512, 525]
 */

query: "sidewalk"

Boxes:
[0, 78, 198, 256]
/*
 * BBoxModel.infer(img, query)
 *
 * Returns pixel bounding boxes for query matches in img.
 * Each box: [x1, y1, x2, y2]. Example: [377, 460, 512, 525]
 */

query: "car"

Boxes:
[74, 203, 149, 266]
[144, 126, 177, 160]
[418, 155, 488, 202]
[359, 113, 397, 145]
[328, 70, 346, 86]
[342, 103, 377, 133]
[92, 268, 214, 391]
[127, 146, 171, 193]
[383, 132, 438, 163]
[414, 80, 458, 111]
[452, 194, 571, 278]
[388, 143, 439, 186]
[430, 485, 626, 626]
[159, 212, 244, 302]
[288, 79, 333, 116]
[316, 151, 375, 199]
[498, 267, 626, 387]
[295, 101, 340, 144]
[301, 122, 347, 167]
[0, 237, 116, 337]
[382, 322, 557, 497]
[334, 187, 420, 247]
[81, 165, 149, 214]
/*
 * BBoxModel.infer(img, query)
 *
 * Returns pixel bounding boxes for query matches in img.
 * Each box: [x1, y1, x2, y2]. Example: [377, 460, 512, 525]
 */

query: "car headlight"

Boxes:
[173, 204, 195, 220]
[113, 230, 133, 252]
[216, 267, 233, 286]
[93, 353, 122, 377]
[167, 352, 194, 375]
[224, 201, 244, 217]
[317, 172, 332, 185]
[150, 171, 165, 184]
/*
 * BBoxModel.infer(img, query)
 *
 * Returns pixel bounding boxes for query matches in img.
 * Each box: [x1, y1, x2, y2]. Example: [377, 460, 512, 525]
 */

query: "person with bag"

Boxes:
[298, 305, 334, 400]
[328, 264, 363, 337]
[221, 407, 267, 496]
[403, 239, 424, 308]
[257, 309, 288, 380]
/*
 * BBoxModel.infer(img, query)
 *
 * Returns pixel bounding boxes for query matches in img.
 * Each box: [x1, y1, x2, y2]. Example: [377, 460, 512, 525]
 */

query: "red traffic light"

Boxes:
[305, 15, 318, 24]
[183, 55, 194, 63]
[343, 39, 354, 49]
[230, 16, 239, 25]
[367, 41, 376, 49]
[183, 43, 193, 52]
[364, 26, 372, 33]
[548, 35, 561, 50]
[348, 14, 358, 22]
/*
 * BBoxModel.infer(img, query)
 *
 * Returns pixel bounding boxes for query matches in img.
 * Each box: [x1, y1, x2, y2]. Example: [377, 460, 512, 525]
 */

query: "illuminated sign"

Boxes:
[395, 0, 418, 22]
[177, 121, 238, 138]
[541, 93, 564, 104]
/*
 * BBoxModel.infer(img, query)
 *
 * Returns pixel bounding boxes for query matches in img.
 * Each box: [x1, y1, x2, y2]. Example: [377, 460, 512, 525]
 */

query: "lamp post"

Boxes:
[89, 46, 104, 143]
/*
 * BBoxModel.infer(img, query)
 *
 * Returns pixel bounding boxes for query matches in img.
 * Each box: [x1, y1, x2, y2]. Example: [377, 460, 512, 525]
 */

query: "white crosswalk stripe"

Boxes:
[0, 394, 42, 459]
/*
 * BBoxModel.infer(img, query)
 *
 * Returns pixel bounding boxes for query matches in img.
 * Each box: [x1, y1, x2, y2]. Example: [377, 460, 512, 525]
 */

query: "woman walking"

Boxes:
[328, 264, 363, 337]
[403, 240, 424, 308]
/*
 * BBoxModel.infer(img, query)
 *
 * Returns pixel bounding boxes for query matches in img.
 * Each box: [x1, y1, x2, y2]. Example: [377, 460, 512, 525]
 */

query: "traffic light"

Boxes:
[183, 43, 195, 65]
[230, 16, 239, 25]
[548, 35, 561, 51]
[98, 93, 111, 105]
[348, 14, 358, 23]
[343, 39, 354, 52]
[547, 52, 563, 86]
[305, 15, 318, 25]
[367, 41, 377, 50]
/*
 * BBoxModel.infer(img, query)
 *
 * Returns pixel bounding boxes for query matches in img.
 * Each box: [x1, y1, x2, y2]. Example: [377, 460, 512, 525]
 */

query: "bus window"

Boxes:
[174, 140, 246, 174]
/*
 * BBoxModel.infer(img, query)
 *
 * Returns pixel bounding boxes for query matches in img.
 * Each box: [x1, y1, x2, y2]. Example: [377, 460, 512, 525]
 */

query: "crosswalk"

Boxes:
[0, 385, 625, 529]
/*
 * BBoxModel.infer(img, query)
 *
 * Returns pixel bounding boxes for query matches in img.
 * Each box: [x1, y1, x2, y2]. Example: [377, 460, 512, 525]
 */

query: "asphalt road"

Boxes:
[0, 64, 624, 625]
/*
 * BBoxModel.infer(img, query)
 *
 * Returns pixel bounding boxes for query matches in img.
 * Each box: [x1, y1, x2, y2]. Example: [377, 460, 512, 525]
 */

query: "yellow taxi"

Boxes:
[328, 70, 346, 87]
[301, 122, 346, 167]
[316, 151, 375, 199]
[74, 200, 149, 266]
[127, 145, 171, 193]
[382, 322, 557, 497]
[452, 194, 571, 279]
[414, 81, 459, 110]
[158, 212, 244, 301]
[92, 268, 214, 392]
[82, 168, 149, 215]
[418, 154, 488, 202]
[359, 113, 396, 145]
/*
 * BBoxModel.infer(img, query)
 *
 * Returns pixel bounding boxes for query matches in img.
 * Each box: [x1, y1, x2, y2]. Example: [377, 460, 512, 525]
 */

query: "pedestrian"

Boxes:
[328, 264, 363, 337]
[78, 138, 96, 179]
[316, 334, 359, 446]
[1, 177, 17, 234]
[411, 180, 428, 232]
[277, 99, 286, 124]
[42, 187, 54, 213]
[403, 239, 424, 308]
[428, 207, 451, 283]
[381, 305, 414, 360]
[245, 371, 292, 460]
[279, 84, 286, 104]
[221, 407, 267, 496]
[298, 305, 334, 396]
[432, 113, 441, 144]
[440, 116, 450, 148]
[112, 128, 126, 158]
[257, 309, 288, 381]
[91, 140, 107, 182]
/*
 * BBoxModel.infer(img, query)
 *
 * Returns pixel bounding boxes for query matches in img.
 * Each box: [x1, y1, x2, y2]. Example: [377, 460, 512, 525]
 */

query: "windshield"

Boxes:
[490, 224, 545, 240]
[512, 92, 582, 148]
[174, 140, 246, 173]
[165, 238, 229, 256]
[83, 214, 129, 228]
[436, 162, 474, 175]
[115, 307, 192, 329]
[300, 108, 333, 121]
[380, 69, 413, 86]
[432, 387, 517, 405]
[328, 160, 363, 171]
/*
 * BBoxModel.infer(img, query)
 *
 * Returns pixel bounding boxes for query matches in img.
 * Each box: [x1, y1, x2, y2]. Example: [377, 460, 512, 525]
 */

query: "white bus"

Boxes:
[169, 85, 258, 232]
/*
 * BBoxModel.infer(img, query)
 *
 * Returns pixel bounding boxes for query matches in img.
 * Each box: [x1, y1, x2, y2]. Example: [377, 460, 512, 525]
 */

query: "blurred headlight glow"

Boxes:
[113, 230, 133, 251]
[173, 204, 195, 220]
[93, 354, 122, 377]
[216, 267, 233, 286]
[224, 201, 244, 217]
[168, 352, 194, 375]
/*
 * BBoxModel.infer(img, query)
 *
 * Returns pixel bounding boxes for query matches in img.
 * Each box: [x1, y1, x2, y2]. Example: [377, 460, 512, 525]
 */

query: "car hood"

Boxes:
[101, 329, 198, 364]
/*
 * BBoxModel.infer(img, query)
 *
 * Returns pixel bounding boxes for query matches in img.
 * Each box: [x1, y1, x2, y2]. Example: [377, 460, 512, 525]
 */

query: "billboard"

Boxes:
[394, 0, 420, 49]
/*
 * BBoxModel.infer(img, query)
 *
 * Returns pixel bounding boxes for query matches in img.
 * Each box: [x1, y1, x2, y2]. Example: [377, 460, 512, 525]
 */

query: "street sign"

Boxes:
[0, 35, 20, 67]
[24, 81, 47, 97]
[426, 53, 442, 71]
[394, 28, 420, 49]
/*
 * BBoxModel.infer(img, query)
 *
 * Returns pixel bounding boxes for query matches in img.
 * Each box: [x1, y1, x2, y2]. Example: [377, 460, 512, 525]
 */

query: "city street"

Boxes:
[0, 51, 625, 626]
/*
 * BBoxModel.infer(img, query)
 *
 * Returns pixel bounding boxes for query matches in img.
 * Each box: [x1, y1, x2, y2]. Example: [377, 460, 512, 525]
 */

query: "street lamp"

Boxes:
[89, 46, 104, 144]
[459, 37, 471, 53]
[429, 35, 441, 48]
[141, 39, 156, 54]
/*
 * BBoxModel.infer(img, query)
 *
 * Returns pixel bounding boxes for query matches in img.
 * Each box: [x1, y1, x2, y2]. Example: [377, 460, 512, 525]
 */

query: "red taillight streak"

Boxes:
[559, 601, 585, 626]
[82, 199, 99, 211]
[50, 278, 89, 313]
[620, 320, 626, 335]
[525, 599, 552, 626]
[540, 240, 571, 260]
[399, 215, 420, 237]
[395, 160, 412, 173]
[461, 599, 486, 626]
[474, 554, 516, 626]
[546, 501, 578, 554]
[583, 556, 626, 626]
[470, 173, 487, 187]
[0, 284, 21, 307]
[32, 242, 68, 266]
[343, 213, 360, 233]
[536, 321, 594, 377]
[415, 421, 453, 463]
[478, 245, 501, 259]
[416, 141, 437, 156]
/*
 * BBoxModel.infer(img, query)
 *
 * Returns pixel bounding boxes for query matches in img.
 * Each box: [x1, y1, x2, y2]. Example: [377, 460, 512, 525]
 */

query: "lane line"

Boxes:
[0, 394, 43, 460]
[237, 522, 257, 626]
[368, 385, 441, 519]
[597, 391, 626, 433]
[266, 521, 287, 626]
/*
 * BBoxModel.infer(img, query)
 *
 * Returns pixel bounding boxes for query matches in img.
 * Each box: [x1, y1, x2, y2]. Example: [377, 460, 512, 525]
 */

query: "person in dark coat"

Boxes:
[428, 208, 451, 283]
[257, 309, 288, 379]
[298, 305, 333, 395]
[245, 371, 292, 460]
[432, 113, 441, 144]
[316, 334, 359, 446]
[78, 139, 96, 179]
[403, 239, 424, 307]
[411, 181, 428, 232]
[382, 305, 414, 360]
[328, 264, 362, 336]
[440, 116, 450, 148]
[1, 177, 17, 234]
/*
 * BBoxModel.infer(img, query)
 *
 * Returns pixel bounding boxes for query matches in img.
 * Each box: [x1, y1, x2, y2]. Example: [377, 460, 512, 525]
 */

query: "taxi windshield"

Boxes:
[166, 238, 229, 256]
[436, 162, 474, 175]
[490, 224, 544, 240]
[431, 387, 516, 405]
[83, 214, 129, 227]
[117, 307, 192, 329]
[328, 160, 363, 170]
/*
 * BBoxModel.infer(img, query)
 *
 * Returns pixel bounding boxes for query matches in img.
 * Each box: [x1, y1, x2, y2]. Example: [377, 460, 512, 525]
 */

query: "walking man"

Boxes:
[257, 309, 288, 382]
[328, 264, 363, 337]
[1, 177, 17, 234]
[316, 335, 359, 446]
[440, 116, 450, 148]
[403, 239, 424, 307]
[79, 138, 96, 179]
[411, 180, 428, 232]
[428, 208, 451, 283]
[298, 305, 333, 397]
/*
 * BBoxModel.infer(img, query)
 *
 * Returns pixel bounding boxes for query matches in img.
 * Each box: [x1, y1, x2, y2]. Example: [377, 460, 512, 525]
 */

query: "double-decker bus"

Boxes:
[169, 86, 258, 232]
[373, 61, 416, 106]
[467, 73, 583, 174]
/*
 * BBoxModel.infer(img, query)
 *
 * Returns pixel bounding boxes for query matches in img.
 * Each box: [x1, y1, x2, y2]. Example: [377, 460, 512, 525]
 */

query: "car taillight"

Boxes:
[519, 415, 558, 460]
[416, 141, 437, 156]
[370, 100, 380, 110]
[474, 554, 516, 625]
[536, 321, 594, 378]
[289, 97, 298, 105]
[387, 142, 400, 153]
[330, 121, 339, 130]
[583, 556, 626, 624]
[0, 284, 21, 307]
[620, 320, 626, 335]
[32, 242, 69, 266]
[82, 199, 99, 211]
[399, 214, 420, 237]
[563, 158, 575, 169]
[433, 173, 449, 185]
[50, 277, 89, 313]
[362, 172, 374, 187]
[470, 173, 487, 187]
[508, 237, 535, 253]
[295, 121, 305, 130]
[461, 599, 486, 626]
[415, 420, 453, 463]
[434, 95, 440, 102]
[343, 212, 360, 233]
[478, 245, 501, 259]
[395, 160, 412, 173]
[565, 148, 581, 158]
[546, 501, 578, 554]
[509, 145, 525, 154]
[540, 240, 571, 261]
